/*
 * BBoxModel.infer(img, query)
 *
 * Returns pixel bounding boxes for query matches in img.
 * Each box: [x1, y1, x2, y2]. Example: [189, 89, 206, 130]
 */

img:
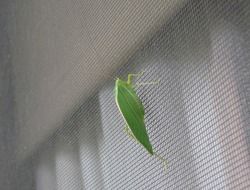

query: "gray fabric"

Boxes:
[8, 0, 186, 161]
[0, 1, 16, 190]
[2, 0, 250, 189]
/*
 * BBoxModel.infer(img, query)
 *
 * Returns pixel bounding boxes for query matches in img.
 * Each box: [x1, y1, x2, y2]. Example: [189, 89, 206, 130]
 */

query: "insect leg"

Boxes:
[124, 127, 167, 172]
[127, 70, 145, 85]
[124, 125, 143, 147]
[154, 153, 167, 172]
[124, 125, 136, 140]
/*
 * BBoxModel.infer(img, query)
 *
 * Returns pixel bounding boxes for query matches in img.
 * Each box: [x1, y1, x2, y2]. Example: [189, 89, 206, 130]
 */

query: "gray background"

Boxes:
[1, 0, 250, 189]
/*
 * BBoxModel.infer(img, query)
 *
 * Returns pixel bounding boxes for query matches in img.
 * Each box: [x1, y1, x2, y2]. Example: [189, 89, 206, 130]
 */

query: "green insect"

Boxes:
[115, 72, 167, 171]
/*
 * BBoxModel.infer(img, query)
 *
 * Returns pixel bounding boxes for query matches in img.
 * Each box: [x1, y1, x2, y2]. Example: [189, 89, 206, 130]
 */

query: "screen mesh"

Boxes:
[5, 0, 250, 189]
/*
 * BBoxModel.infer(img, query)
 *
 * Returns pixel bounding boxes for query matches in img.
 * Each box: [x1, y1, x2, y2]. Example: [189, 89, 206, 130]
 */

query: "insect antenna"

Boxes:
[135, 80, 160, 86]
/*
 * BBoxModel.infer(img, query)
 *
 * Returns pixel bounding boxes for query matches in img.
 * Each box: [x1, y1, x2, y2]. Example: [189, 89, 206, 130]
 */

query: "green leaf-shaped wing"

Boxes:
[115, 79, 153, 155]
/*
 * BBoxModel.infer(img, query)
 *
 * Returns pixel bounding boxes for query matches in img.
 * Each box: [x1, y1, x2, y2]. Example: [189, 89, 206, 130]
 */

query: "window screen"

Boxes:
[2, 0, 250, 189]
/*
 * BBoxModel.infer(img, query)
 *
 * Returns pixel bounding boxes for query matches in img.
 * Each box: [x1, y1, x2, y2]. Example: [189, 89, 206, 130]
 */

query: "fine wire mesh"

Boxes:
[11, 0, 250, 189]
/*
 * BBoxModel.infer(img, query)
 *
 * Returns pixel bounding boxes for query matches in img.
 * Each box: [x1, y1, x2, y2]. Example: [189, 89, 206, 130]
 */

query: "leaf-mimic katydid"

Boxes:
[115, 72, 167, 171]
